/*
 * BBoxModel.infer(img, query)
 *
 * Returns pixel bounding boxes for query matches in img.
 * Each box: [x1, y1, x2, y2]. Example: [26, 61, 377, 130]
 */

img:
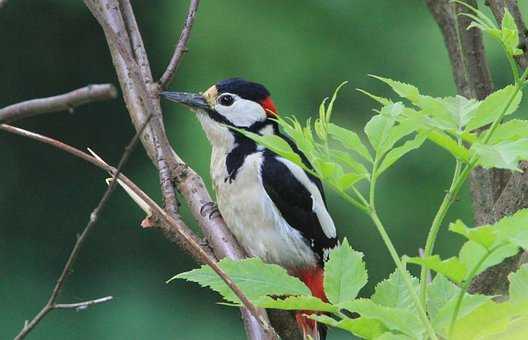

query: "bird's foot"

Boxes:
[200, 201, 221, 220]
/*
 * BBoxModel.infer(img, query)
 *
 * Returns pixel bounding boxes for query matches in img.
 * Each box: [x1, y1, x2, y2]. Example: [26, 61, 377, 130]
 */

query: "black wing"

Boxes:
[260, 151, 338, 263]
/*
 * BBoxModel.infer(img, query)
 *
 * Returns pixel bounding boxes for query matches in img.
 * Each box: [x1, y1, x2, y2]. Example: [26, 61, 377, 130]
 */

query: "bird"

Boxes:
[162, 78, 338, 340]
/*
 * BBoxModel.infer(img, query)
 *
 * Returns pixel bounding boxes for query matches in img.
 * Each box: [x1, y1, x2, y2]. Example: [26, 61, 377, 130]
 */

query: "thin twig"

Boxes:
[12, 114, 152, 340]
[0, 84, 117, 124]
[1, 124, 274, 336]
[158, 0, 200, 90]
[426, 0, 472, 96]
[54, 296, 113, 310]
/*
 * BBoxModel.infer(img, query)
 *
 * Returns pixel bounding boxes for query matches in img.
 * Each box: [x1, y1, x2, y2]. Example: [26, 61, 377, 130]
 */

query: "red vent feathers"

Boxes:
[260, 97, 278, 117]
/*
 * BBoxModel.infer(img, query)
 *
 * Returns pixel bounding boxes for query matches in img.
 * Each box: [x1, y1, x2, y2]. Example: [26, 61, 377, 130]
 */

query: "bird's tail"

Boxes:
[294, 266, 327, 340]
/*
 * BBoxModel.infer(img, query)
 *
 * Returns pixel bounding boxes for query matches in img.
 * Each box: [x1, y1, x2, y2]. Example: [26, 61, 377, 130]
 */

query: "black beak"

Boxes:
[160, 91, 210, 110]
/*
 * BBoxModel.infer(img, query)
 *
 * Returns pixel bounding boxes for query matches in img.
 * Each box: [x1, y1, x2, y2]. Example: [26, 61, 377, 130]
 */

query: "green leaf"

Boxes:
[406, 255, 467, 284]
[324, 238, 368, 304]
[487, 119, 528, 144]
[357, 88, 392, 106]
[427, 274, 460, 320]
[341, 298, 424, 338]
[449, 220, 497, 250]
[234, 129, 303, 166]
[371, 269, 419, 313]
[440, 95, 480, 129]
[459, 241, 519, 279]
[336, 172, 364, 191]
[458, 2, 523, 57]
[501, 9, 523, 56]
[170, 257, 310, 303]
[494, 208, 528, 249]
[327, 123, 372, 162]
[473, 138, 528, 171]
[364, 103, 402, 152]
[465, 85, 522, 131]
[481, 316, 528, 340]
[311, 314, 387, 339]
[313, 158, 344, 182]
[509, 264, 528, 303]
[253, 295, 337, 313]
[417, 95, 459, 129]
[370, 75, 420, 102]
[375, 333, 413, 340]
[450, 300, 528, 340]
[432, 293, 492, 334]
[326, 81, 348, 123]
[330, 149, 370, 179]
[427, 130, 470, 161]
[377, 133, 427, 174]
[364, 114, 393, 152]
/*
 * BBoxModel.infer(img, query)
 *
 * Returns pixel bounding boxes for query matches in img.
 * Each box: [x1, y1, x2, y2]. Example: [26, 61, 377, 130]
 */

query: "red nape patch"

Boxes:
[296, 266, 327, 302]
[259, 96, 278, 118]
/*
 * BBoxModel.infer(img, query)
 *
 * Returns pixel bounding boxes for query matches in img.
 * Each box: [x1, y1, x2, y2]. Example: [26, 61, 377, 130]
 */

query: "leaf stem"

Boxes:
[447, 246, 501, 338]
[481, 69, 528, 144]
[365, 156, 437, 339]
[419, 159, 462, 307]
[368, 209, 438, 340]
[418, 62, 528, 323]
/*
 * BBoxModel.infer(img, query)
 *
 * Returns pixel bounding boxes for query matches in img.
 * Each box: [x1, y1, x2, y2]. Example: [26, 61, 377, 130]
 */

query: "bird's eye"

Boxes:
[218, 94, 234, 106]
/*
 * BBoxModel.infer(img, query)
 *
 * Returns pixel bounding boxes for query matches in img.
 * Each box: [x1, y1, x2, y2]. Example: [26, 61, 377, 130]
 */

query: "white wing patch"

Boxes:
[277, 157, 337, 238]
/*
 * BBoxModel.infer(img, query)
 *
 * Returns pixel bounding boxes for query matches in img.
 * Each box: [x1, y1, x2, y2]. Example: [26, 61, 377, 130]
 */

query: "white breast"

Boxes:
[210, 148, 317, 270]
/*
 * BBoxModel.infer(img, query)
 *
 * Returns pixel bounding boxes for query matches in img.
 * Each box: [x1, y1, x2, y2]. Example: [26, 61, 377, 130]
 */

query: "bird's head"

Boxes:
[161, 78, 278, 148]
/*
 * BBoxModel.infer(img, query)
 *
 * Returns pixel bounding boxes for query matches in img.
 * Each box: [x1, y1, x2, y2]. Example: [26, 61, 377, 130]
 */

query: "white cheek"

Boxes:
[215, 98, 266, 127]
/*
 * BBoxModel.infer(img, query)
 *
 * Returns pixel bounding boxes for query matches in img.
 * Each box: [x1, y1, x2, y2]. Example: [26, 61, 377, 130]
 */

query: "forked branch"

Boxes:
[1, 123, 275, 338]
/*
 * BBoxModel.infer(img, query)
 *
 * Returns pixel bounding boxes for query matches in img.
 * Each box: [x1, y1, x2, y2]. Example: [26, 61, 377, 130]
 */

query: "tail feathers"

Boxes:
[293, 266, 328, 340]
[296, 312, 326, 340]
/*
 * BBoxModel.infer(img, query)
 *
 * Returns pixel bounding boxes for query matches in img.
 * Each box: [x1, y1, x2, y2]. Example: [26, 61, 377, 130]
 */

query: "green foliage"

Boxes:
[252, 295, 337, 313]
[408, 209, 528, 288]
[426, 274, 459, 321]
[171, 6, 528, 339]
[311, 314, 387, 339]
[341, 299, 424, 338]
[488, 119, 528, 144]
[324, 238, 368, 304]
[464, 85, 523, 131]
[449, 300, 528, 340]
[170, 257, 310, 303]
[460, 3, 524, 57]
[371, 269, 418, 313]
[407, 256, 467, 284]
[509, 265, 528, 302]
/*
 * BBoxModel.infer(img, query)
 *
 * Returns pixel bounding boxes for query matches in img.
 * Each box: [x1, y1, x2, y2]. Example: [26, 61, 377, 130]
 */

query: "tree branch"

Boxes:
[426, 0, 528, 297]
[426, 0, 496, 225]
[83, 1, 285, 337]
[1, 123, 275, 338]
[158, 0, 200, 90]
[0, 84, 117, 124]
[12, 113, 151, 340]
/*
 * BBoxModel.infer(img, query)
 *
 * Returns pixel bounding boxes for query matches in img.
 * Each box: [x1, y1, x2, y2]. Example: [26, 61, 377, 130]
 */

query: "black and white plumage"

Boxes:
[162, 78, 338, 339]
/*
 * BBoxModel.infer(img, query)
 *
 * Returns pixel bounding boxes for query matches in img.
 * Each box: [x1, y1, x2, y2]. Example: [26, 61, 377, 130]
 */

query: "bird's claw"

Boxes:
[200, 201, 221, 219]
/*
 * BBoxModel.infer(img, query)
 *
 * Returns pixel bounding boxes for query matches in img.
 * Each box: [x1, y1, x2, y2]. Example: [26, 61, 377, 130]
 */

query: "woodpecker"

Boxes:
[162, 78, 338, 340]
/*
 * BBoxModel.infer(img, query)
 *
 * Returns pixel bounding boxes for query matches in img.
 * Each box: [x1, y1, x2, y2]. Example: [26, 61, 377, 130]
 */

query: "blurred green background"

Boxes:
[1, 1, 526, 339]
